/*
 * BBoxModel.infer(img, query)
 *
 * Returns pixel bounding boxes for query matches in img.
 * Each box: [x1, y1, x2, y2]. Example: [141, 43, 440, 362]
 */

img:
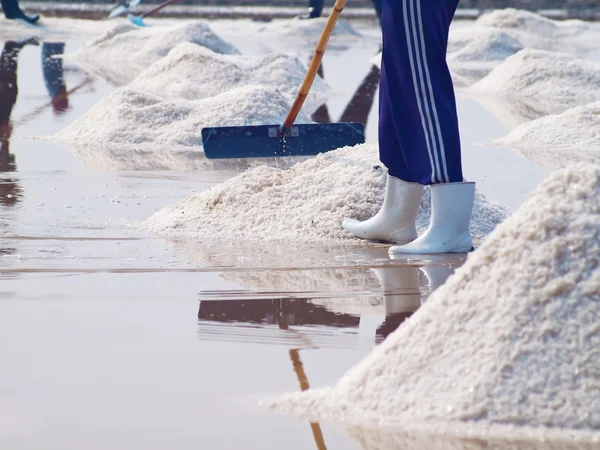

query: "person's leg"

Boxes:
[380, 0, 462, 185]
[386, 0, 474, 254]
[298, 0, 324, 19]
[371, 0, 382, 24]
[0, 0, 39, 24]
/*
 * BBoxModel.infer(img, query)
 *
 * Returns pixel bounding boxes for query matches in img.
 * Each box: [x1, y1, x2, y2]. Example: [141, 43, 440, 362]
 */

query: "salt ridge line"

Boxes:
[264, 163, 600, 433]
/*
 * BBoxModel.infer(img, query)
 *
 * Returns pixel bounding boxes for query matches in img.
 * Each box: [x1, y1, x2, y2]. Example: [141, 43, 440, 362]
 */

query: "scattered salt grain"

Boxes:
[491, 102, 600, 169]
[52, 85, 310, 171]
[470, 49, 600, 117]
[265, 164, 600, 432]
[143, 143, 508, 244]
[74, 21, 238, 86]
[129, 42, 328, 111]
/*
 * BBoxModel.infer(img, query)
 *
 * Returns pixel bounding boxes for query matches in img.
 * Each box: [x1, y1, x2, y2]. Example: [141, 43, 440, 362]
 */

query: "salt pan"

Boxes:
[143, 144, 508, 244]
[74, 21, 238, 86]
[266, 164, 600, 432]
[492, 102, 600, 169]
[52, 85, 310, 168]
[129, 42, 328, 111]
[470, 49, 600, 117]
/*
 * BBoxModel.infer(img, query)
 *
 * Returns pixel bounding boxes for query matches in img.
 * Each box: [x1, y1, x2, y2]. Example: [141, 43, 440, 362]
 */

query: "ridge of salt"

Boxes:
[143, 143, 508, 244]
[74, 21, 238, 86]
[129, 42, 328, 110]
[470, 49, 600, 116]
[491, 102, 600, 169]
[264, 163, 600, 432]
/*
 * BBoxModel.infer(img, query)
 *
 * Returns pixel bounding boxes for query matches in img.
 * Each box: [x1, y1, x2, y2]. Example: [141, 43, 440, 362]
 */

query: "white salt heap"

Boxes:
[492, 102, 600, 169]
[144, 144, 508, 243]
[446, 27, 523, 63]
[54, 85, 310, 159]
[129, 42, 328, 111]
[74, 22, 238, 86]
[470, 49, 600, 116]
[266, 164, 600, 432]
[474, 8, 600, 57]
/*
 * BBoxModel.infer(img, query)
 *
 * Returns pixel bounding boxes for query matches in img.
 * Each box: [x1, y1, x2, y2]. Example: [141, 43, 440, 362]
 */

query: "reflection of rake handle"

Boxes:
[13, 76, 94, 127]
[289, 349, 327, 450]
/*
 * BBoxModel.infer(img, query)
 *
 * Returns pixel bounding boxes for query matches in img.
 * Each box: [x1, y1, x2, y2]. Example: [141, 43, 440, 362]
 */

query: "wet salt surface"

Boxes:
[1, 16, 598, 450]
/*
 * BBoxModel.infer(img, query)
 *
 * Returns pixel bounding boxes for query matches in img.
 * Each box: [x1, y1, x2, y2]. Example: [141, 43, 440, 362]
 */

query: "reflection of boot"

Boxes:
[343, 174, 424, 244]
[372, 267, 422, 343]
[420, 265, 455, 295]
[389, 182, 475, 254]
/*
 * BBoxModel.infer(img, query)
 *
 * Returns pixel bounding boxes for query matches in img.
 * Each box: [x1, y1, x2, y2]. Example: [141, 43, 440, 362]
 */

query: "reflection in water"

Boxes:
[0, 39, 29, 208]
[42, 42, 69, 115]
[311, 62, 381, 139]
[198, 298, 360, 348]
[290, 349, 328, 450]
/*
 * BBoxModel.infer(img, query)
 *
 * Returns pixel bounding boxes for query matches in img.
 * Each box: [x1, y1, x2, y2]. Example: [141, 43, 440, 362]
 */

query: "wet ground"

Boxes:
[0, 17, 589, 449]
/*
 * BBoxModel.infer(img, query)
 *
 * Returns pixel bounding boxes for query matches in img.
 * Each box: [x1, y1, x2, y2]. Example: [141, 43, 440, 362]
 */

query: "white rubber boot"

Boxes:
[342, 175, 424, 244]
[389, 182, 475, 255]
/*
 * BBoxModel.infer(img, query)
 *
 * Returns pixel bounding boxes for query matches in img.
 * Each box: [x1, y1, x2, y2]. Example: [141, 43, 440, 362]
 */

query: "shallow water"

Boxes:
[0, 17, 596, 450]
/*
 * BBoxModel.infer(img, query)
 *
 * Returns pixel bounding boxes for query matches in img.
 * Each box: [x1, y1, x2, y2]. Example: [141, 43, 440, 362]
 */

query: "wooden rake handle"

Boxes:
[142, 0, 180, 19]
[281, 0, 347, 131]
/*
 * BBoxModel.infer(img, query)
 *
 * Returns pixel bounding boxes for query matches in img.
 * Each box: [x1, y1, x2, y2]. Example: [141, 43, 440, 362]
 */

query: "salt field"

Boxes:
[0, 8, 599, 450]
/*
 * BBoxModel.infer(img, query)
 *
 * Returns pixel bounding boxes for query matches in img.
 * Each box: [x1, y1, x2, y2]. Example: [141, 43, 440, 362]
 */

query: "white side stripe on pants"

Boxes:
[415, 0, 450, 183]
[408, 0, 443, 183]
[401, 0, 437, 184]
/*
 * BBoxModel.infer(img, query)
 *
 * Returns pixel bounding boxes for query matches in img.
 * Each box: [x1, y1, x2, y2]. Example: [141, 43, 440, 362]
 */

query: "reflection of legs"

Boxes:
[339, 65, 381, 127]
[373, 267, 422, 343]
[0, 42, 21, 168]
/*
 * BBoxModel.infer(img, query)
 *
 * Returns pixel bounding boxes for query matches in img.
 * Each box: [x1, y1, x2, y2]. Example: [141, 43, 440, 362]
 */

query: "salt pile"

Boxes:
[447, 27, 523, 63]
[492, 102, 600, 169]
[265, 164, 600, 432]
[470, 49, 600, 116]
[144, 143, 508, 244]
[53, 85, 310, 162]
[129, 42, 328, 111]
[474, 8, 599, 57]
[74, 21, 238, 86]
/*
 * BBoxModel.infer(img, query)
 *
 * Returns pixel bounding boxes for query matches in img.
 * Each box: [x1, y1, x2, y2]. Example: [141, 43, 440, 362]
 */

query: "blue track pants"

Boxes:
[379, 0, 462, 185]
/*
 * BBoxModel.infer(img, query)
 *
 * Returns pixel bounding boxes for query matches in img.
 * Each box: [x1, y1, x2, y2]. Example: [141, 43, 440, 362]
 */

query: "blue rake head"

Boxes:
[127, 14, 147, 27]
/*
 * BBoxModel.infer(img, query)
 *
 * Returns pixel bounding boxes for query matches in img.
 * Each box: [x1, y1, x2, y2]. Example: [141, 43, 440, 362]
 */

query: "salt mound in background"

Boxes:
[372, 27, 524, 88]
[53, 85, 310, 166]
[447, 27, 523, 63]
[74, 22, 238, 86]
[144, 144, 508, 244]
[129, 42, 328, 112]
[492, 102, 600, 169]
[475, 8, 599, 57]
[233, 16, 359, 39]
[470, 49, 600, 116]
[266, 164, 600, 431]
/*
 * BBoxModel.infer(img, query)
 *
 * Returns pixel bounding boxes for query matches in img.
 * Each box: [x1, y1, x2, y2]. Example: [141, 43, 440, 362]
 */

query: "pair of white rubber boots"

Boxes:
[343, 174, 475, 254]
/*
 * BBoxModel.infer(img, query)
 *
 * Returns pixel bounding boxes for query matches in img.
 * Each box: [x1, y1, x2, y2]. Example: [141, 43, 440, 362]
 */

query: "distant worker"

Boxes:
[0, 0, 39, 24]
[300, 0, 382, 23]
[343, 0, 475, 254]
